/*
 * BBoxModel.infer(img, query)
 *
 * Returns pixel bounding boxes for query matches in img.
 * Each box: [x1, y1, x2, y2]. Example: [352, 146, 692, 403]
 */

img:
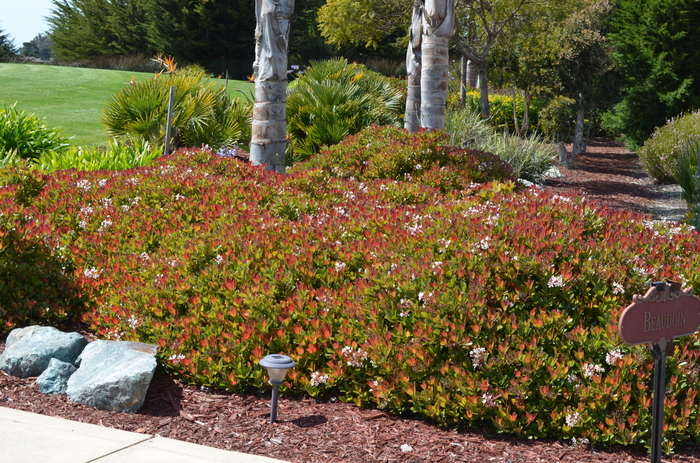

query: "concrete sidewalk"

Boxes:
[0, 407, 289, 463]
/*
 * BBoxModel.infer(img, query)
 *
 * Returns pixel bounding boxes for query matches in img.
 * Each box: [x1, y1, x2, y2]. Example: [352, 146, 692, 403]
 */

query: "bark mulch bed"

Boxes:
[0, 139, 696, 462]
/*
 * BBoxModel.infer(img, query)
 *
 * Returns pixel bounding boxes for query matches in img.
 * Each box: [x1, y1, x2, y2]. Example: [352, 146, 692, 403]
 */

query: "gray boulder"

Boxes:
[66, 340, 157, 412]
[0, 326, 88, 378]
[36, 358, 77, 395]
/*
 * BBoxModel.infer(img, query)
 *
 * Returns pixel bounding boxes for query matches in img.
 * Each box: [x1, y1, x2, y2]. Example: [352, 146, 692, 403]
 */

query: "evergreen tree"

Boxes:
[604, 0, 700, 148]
[0, 27, 18, 61]
[48, 0, 152, 61]
[144, 0, 256, 78]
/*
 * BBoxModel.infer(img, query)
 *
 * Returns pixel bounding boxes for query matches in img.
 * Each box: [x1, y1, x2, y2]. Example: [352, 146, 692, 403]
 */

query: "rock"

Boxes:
[0, 326, 88, 378]
[66, 340, 157, 412]
[36, 358, 77, 395]
[400, 444, 414, 452]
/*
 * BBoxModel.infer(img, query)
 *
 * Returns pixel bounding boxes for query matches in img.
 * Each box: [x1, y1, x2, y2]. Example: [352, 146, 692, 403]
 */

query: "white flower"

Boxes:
[605, 349, 624, 365]
[566, 374, 579, 385]
[548, 275, 564, 288]
[98, 218, 113, 233]
[127, 315, 140, 329]
[310, 371, 329, 386]
[83, 267, 101, 279]
[481, 393, 498, 408]
[565, 411, 581, 427]
[400, 311, 410, 318]
[334, 261, 346, 272]
[174, 193, 186, 201]
[80, 206, 94, 216]
[76, 179, 92, 191]
[470, 347, 488, 368]
[100, 197, 112, 208]
[341, 346, 368, 367]
[612, 282, 624, 295]
[583, 363, 605, 378]
[478, 237, 491, 250]
[169, 353, 186, 364]
[214, 255, 224, 265]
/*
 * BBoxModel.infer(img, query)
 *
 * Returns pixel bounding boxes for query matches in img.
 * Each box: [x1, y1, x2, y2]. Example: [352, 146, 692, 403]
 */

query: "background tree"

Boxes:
[604, 0, 700, 149]
[21, 34, 54, 60]
[48, 0, 152, 61]
[144, 0, 255, 78]
[0, 27, 18, 61]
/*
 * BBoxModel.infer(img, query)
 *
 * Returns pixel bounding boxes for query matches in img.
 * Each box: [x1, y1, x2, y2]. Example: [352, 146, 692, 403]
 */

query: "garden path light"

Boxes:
[259, 354, 296, 424]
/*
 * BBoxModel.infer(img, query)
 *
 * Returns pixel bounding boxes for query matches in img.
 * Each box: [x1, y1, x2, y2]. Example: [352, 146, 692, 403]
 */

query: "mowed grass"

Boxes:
[0, 63, 254, 146]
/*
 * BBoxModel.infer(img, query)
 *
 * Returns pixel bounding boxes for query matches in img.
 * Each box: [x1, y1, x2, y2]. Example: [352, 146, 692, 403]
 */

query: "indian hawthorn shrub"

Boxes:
[293, 125, 515, 195]
[1, 149, 700, 450]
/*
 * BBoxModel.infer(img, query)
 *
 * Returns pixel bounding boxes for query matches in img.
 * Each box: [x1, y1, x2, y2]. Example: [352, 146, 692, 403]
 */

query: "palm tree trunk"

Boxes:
[250, 0, 294, 173]
[420, 0, 454, 130]
[404, 0, 423, 133]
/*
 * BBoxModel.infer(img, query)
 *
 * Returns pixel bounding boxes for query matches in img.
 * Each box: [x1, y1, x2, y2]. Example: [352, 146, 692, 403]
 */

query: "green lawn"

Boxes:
[0, 63, 254, 146]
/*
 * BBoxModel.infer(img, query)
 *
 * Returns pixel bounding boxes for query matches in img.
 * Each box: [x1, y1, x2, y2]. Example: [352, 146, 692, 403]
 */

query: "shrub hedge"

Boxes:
[0, 149, 699, 452]
[638, 111, 700, 184]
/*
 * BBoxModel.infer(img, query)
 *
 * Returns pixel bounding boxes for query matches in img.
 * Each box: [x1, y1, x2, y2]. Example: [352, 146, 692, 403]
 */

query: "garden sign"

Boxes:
[618, 281, 700, 463]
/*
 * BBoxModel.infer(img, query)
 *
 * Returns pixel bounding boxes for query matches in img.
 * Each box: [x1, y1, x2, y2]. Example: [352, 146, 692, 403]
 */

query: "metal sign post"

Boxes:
[619, 281, 700, 462]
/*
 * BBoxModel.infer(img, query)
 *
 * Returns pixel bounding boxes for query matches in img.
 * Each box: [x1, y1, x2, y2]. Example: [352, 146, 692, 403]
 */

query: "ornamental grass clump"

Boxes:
[1, 148, 700, 451]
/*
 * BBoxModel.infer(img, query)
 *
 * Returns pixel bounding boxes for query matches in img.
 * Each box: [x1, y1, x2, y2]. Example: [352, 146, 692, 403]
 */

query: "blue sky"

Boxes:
[0, 0, 53, 46]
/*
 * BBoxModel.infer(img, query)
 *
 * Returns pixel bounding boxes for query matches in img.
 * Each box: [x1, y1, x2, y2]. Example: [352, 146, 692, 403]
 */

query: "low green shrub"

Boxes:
[287, 58, 405, 162]
[0, 105, 69, 160]
[293, 125, 515, 193]
[36, 140, 163, 172]
[462, 89, 543, 134]
[102, 65, 251, 151]
[673, 137, 700, 227]
[638, 111, 700, 184]
[2, 148, 700, 451]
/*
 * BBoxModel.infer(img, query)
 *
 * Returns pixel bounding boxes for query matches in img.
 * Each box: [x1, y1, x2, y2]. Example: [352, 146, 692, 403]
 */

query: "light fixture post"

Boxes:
[259, 354, 296, 424]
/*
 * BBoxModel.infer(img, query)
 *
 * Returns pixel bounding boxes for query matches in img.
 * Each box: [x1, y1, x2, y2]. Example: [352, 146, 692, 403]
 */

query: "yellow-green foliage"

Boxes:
[462, 90, 543, 134]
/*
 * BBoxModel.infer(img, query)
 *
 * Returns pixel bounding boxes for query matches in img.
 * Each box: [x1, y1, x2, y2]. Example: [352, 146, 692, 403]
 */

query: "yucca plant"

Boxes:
[102, 65, 251, 152]
[0, 105, 69, 160]
[287, 58, 404, 162]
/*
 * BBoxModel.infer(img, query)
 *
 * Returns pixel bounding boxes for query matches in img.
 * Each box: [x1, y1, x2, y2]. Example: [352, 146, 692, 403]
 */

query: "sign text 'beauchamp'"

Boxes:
[619, 284, 700, 345]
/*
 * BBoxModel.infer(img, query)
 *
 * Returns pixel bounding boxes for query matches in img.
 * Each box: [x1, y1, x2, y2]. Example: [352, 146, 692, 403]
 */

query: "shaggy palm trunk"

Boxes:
[404, 0, 423, 133]
[420, 0, 454, 130]
[250, 0, 294, 173]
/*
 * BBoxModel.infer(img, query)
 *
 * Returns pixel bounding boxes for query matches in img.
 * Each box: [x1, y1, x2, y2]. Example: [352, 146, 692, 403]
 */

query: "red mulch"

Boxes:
[1, 139, 697, 463]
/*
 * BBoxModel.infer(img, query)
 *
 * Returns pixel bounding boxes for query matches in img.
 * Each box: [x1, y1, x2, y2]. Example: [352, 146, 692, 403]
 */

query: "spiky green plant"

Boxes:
[36, 140, 163, 172]
[286, 58, 404, 162]
[0, 105, 69, 160]
[102, 66, 251, 151]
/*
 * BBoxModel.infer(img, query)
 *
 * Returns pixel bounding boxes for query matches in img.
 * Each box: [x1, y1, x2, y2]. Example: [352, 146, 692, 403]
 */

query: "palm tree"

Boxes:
[250, 0, 294, 173]
[420, 0, 455, 130]
[404, 0, 423, 133]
